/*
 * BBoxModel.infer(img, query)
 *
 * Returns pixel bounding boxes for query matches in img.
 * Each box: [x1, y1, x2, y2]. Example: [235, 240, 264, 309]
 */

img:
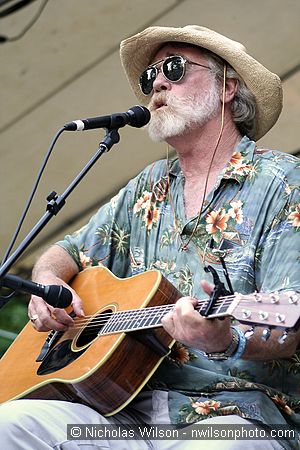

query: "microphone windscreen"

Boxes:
[128, 106, 151, 128]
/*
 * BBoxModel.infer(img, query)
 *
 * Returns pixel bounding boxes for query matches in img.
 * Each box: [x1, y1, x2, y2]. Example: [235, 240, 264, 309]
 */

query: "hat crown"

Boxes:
[182, 25, 247, 53]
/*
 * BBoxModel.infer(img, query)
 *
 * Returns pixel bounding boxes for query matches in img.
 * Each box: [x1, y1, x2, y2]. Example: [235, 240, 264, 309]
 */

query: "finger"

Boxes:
[179, 296, 198, 309]
[173, 297, 199, 321]
[68, 290, 85, 317]
[29, 311, 66, 332]
[48, 284, 85, 318]
[161, 311, 175, 333]
[200, 279, 214, 295]
[28, 312, 39, 324]
[30, 297, 69, 331]
[50, 307, 74, 326]
[28, 298, 45, 326]
[174, 297, 197, 310]
[36, 308, 69, 332]
[161, 310, 174, 325]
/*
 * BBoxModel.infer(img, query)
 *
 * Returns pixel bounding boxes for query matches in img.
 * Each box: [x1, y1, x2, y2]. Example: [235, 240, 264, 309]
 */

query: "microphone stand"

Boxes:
[0, 128, 120, 309]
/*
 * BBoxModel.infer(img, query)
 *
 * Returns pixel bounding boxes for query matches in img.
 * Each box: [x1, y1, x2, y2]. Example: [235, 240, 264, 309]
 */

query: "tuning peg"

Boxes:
[270, 291, 280, 303]
[278, 331, 288, 344]
[288, 291, 298, 304]
[244, 327, 255, 339]
[253, 291, 262, 302]
[261, 327, 271, 341]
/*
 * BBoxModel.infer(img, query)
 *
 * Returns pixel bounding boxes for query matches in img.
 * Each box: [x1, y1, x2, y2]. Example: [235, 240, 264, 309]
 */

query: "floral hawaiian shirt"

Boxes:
[57, 136, 300, 448]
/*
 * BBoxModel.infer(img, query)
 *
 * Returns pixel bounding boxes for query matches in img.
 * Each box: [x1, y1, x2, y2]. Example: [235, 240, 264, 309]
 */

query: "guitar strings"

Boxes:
[70, 298, 268, 325]
[66, 297, 272, 332]
[71, 295, 237, 324]
[72, 295, 238, 318]
[70, 297, 282, 338]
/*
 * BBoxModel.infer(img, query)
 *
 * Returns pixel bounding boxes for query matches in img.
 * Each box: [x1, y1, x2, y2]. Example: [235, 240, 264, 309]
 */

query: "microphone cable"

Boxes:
[0, 0, 49, 44]
[1, 126, 65, 266]
[0, 126, 65, 301]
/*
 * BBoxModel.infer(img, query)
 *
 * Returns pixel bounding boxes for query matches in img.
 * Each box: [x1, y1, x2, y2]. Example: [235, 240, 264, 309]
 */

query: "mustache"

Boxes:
[148, 93, 168, 111]
[148, 92, 200, 113]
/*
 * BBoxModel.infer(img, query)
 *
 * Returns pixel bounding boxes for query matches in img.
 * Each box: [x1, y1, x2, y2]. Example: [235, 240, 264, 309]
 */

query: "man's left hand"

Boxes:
[161, 280, 232, 352]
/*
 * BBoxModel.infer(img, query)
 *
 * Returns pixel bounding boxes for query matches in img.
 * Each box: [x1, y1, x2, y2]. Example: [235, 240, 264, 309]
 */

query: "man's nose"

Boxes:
[152, 70, 171, 93]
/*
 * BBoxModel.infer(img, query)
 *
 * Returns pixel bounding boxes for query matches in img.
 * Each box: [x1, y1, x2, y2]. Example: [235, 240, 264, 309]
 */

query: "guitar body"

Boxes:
[0, 267, 181, 416]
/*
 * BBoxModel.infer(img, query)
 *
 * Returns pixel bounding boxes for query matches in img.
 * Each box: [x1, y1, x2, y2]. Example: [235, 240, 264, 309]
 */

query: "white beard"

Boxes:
[146, 81, 220, 142]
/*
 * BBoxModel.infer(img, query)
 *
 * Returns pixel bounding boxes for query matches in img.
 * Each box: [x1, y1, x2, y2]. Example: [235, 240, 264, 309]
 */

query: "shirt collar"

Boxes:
[169, 136, 257, 186]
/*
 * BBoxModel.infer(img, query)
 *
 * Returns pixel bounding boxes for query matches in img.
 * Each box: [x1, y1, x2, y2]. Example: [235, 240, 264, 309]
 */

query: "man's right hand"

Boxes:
[28, 276, 85, 332]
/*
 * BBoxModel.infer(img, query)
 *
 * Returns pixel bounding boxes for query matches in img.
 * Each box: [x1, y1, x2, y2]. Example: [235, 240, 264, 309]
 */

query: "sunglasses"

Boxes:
[139, 55, 211, 96]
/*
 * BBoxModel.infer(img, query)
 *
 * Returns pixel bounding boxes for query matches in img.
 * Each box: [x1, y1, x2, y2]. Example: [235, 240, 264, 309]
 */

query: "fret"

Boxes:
[119, 309, 135, 331]
[137, 309, 155, 328]
[139, 306, 160, 328]
[134, 309, 154, 330]
[122, 309, 144, 331]
[197, 299, 211, 315]
[100, 306, 170, 335]
[100, 314, 115, 335]
[196, 297, 231, 318]
[112, 310, 134, 332]
[147, 310, 161, 327]
[212, 297, 230, 317]
[100, 309, 146, 334]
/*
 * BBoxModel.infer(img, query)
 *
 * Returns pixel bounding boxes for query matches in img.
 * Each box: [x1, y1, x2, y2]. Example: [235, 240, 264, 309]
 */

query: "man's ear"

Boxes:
[220, 77, 239, 103]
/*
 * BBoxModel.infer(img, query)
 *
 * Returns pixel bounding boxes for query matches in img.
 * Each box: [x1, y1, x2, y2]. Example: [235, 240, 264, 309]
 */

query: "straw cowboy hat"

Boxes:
[120, 25, 282, 140]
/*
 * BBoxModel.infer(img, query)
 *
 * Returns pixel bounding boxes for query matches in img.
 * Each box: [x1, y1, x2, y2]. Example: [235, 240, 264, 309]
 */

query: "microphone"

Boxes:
[0, 274, 73, 308]
[64, 105, 150, 131]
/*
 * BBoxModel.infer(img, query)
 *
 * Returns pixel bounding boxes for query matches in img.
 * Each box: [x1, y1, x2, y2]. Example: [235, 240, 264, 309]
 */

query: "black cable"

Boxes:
[0, 289, 16, 303]
[0, 0, 37, 17]
[1, 126, 66, 266]
[0, 0, 49, 43]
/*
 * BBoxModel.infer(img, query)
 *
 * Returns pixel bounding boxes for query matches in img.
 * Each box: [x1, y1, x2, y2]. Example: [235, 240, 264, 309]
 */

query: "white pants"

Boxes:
[0, 391, 284, 449]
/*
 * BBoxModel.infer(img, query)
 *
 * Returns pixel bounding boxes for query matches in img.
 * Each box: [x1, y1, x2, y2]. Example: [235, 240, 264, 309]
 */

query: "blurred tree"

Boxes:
[0, 289, 29, 357]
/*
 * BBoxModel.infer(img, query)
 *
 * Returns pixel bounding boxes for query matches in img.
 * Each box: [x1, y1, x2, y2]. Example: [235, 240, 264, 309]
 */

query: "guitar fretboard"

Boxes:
[100, 297, 232, 335]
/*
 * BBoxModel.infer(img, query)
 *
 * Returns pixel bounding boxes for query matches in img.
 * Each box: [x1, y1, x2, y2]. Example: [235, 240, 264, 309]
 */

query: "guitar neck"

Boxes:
[100, 297, 232, 335]
[99, 290, 299, 335]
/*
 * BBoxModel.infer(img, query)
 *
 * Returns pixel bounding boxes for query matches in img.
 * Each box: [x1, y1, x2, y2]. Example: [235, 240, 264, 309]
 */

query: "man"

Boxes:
[0, 25, 299, 449]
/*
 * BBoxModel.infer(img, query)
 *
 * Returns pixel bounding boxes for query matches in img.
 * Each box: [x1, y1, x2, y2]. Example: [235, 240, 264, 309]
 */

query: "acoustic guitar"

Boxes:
[0, 266, 298, 416]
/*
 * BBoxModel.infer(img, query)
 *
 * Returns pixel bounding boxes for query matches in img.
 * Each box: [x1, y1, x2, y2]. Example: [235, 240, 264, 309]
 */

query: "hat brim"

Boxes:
[120, 25, 282, 140]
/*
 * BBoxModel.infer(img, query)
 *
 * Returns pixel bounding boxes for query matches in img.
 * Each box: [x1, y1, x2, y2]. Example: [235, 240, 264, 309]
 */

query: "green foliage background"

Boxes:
[0, 291, 29, 357]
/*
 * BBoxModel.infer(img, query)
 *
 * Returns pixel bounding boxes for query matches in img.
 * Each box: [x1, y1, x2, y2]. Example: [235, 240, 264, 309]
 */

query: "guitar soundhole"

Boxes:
[75, 308, 113, 349]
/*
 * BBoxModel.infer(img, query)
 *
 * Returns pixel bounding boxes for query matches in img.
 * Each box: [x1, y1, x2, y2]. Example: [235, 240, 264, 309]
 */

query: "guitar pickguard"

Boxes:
[37, 339, 85, 375]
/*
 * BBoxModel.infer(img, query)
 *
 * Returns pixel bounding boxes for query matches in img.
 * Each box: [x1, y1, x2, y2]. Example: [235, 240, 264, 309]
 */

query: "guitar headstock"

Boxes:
[230, 291, 299, 330]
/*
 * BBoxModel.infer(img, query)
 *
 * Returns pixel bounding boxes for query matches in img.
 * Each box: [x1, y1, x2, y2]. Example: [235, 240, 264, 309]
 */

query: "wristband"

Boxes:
[205, 327, 240, 360]
[230, 326, 247, 360]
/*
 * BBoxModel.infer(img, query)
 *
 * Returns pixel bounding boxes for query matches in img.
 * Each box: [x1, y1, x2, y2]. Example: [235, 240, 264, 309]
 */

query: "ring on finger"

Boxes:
[30, 313, 39, 323]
